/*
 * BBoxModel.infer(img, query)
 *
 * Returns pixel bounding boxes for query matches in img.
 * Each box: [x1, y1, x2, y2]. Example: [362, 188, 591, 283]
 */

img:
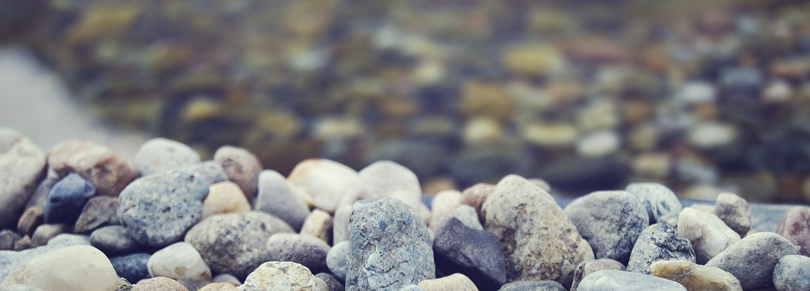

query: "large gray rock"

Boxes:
[0, 128, 46, 229]
[482, 175, 593, 286]
[773, 255, 810, 291]
[564, 191, 648, 264]
[118, 163, 225, 247]
[577, 270, 686, 291]
[74, 196, 119, 233]
[184, 211, 294, 280]
[625, 183, 682, 224]
[346, 198, 434, 291]
[133, 138, 200, 176]
[706, 232, 799, 290]
[627, 223, 695, 274]
[433, 218, 506, 290]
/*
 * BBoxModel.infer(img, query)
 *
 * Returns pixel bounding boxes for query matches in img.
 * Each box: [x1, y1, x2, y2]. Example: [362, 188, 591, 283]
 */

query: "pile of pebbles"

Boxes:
[3, 0, 810, 200]
[2, 127, 810, 291]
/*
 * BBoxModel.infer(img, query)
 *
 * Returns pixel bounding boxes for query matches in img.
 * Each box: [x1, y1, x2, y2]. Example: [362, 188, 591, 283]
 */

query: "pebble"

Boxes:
[132, 277, 189, 291]
[775, 206, 810, 256]
[238, 261, 321, 291]
[0, 128, 45, 230]
[199, 283, 238, 291]
[74, 196, 119, 233]
[346, 198, 434, 291]
[46, 140, 138, 197]
[460, 183, 495, 221]
[714, 193, 751, 236]
[627, 223, 696, 274]
[117, 167, 219, 247]
[254, 170, 310, 231]
[266, 233, 331, 274]
[214, 146, 262, 199]
[576, 270, 686, 291]
[212, 274, 241, 285]
[0, 285, 45, 291]
[0, 245, 118, 291]
[14, 236, 33, 251]
[433, 217, 506, 290]
[650, 260, 742, 291]
[773, 255, 810, 291]
[202, 182, 251, 219]
[417, 273, 478, 291]
[0, 230, 15, 251]
[482, 175, 593, 286]
[25, 170, 59, 210]
[564, 190, 648, 264]
[570, 259, 626, 291]
[30, 223, 68, 247]
[300, 209, 333, 243]
[448, 205, 482, 231]
[706, 232, 799, 290]
[44, 173, 95, 224]
[498, 280, 566, 291]
[688, 122, 737, 149]
[148, 242, 211, 280]
[338, 161, 423, 214]
[133, 138, 201, 176]
[110, 253, 151, 283]
[315, 273, 344, 291]
[90, 225, 142, 255]
[16, 206, 44, 236]
[0, 234, 90, 280]
[575, 130, 620, 158]
[184, 211, 294, 280]
[429, 190, 463, 233]
[326, 241, 349, 281]
[178, 279, 210, 291]
[288, 159, 358, 213]
[625, 183, 683, 224]
[332, 205, 352, 243]
[677, 207, 740, 263]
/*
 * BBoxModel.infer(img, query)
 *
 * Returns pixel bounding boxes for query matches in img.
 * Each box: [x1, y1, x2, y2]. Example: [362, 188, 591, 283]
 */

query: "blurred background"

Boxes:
[2, 0, 810, 202]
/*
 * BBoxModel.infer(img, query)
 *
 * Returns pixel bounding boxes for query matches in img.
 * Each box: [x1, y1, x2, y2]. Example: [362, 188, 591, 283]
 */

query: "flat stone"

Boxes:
[326, 241, 349, 281]
[564, 190, 648, 264]
[577, 270, 686, 291]
[300, 209, 333, 244]
[346, 198, 434, 291]
[627, 223, 695, 275]
[429, 190, 462, 234]
[0, 129, 45, 230]
[30, 223, 68, 247]
[254, 170, 310, 231]
[706, 232, 799, 290]
[266, 233, 331, 274]
[650, 260, 742, 291]
[132, 277, 189, 291]
[47, 140, 138, 197]
[90, 225, 141, 255]
[133, 138, 200, 176]
[448, 205, 482, 231]
[571, 259, 625, 291]
[148, 242, 211, 280]
[110, 253, 151, 283]
[460, 183, 495, 222]
[16, 206, 44, 236]
[482, 175, 593, 286]
[214, 146, 262, 200]
[417, 273, 478, 291]
[202, 182, 251, 219]
[74, 196, 119, 233]
[498, 280, 566, 291]
[332, 205, 352, 244]
[0, 245, 118, 291]
[625, 183, 682, 224]
[715, 193, 751, 236]
[44, 173, 95, 225]
[184, 211, 293, 280]
[315, 273, 344, 291]
[773, 255, 810, 291]
[288, 159, 358, 213]
[433, 218, 506, 290]
[677, 208, 740, 263]
[238, 261, 321, 291]
[776, 206, 810, 256]
[338, 161, 423, 214]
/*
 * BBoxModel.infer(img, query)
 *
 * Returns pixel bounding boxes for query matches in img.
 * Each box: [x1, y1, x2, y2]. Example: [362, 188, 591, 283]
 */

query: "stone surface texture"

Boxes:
[706, 232, 799, 290]
[0, 128, 46, 229]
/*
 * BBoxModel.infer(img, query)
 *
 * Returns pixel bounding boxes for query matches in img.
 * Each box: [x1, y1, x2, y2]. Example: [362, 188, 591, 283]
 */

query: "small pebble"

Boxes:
[429, 190, 463, 233]
[16, 206, 44, 236]
[0, 229, 15, 251]
[570, 259, 625, 291]
[214, 146, 262, 200]
[433, 218, 506, 290]
[90, 225, 142, 255]
[148, 242, 212, 280]
[338, 161, 423, 214]
[287, 159, 358, 213]
[776, 206, 810, 256]
[178, 279, 210, 291]
[625, 182, 682, 224]
[47, 140, 138, 197]
[44, 173, 95, 225]
[677, 207, 740, 263]
[238, 261, 321, 291]
[300, 209, 333, 244]
[254, 170, 310, 231]
[198, 283, 237, 291]
[417, 273, 478, 291]
[773, 255, 810, 291]
[132, 277, 189, 291]
[73, 196, 119, 233]
[460, 183, 495, 222]
[133, 138, 200, 176]
[577, 270, 686, 291]
[0, 245, 118, 291]
[332, 205, 352, 243]
[706, 232, 799, 290]
[714, 192, 751, 236]
[498, 280, 566, 291]
[326, 241, 349, 281]
[202, 182, 251, 219]
[14, 236, 33, 251]
[448, 205, 482, 231]
[627, 223, 695, 274]
[650, 260, 742, 291]
[266, 233, 331, 274]
[0, 128, 46, 230]
[110, 253, 151, 283]
[316, 273, 344, 291]
[30, 223, 68, 247]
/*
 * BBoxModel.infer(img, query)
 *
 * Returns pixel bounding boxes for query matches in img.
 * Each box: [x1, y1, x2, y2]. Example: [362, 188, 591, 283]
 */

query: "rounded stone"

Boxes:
[266, 233, 331, 274]
[448, 205, 482, 231]
[714, 192, 751, 236]
[776, 206, 810, 256]
[577, 270, 686, 291]
[417, 273, 478, 291]
[326, 241, 349, 281]
[564, 190, 648, 264]
[30, 224, 68, 247]
[460, 183, 495, 222]
[677, 208, 740, 264]
[16, 206, 44, 236]
[110, 253, 151, 283]
[184, 211, 294, 280]
[706, 232, 799, 290]
[429, 190, 463, 234]
[773, 255, 810, 291]
[213, 146, 262, 200]
[198, 283, 238, 291]
[300, 209, 333, 244]
[148, 242, 211, 280]
[571, 259, 625, 291]
[288, 159, 358, 213]
[90, 225, 142, 255]
[47, 140, 138, 197]
[624, 183, 682, 224]
[0, 128, 46, 230]
[627, 223, 696, 275]
[433, 218, 506, 290]
[239, 261, 321, 291]
[0, 245, 118, 291]
[332, 205, 352, 244]
[202, 182, 251, 219]
[338, 161, 423, 214]
[254, 170, 310, 231]
[498, 280, 566, 291]
[315, 273, 344, 291]
[133, 138, 200, 176]
[650, 260, 742, 291]
[74, 196, 119, 233]
[132, 277, 189, 291]
[44, 173, 95, 225]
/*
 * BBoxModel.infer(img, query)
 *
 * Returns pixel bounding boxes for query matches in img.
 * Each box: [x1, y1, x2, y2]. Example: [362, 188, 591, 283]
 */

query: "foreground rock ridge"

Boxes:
[0, 129, 809, 291]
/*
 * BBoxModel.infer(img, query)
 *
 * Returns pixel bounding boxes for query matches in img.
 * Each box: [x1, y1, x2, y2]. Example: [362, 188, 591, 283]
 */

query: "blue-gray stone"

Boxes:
[327, 241, 349, 281]
[498, 280, 566, 291]
[133, 138, 200, 176]
[625, 183, 682, 224]
[627, 223, 695, 275]
[110, 253, 151, 283]
[90, 225, 142, 255]
[346, 198, 434, 291]
[706, 232, 799, 290]
[773, 255, 810, 291]
[316, 273, 344, 291]
[433, 217, 506, 290]
[44, 173, 95, 225]
[564, 191, 649, 264]
[577, 270, 686, 291]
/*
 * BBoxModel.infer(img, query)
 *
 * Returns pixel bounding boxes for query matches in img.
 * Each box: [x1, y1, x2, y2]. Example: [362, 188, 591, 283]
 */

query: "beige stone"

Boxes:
[651, 260, 742, 291]
[203, 182, 251, 218]
[300, 209, 333, 243]
[0, 245, 118, 291]
[418, 273, 478, 291]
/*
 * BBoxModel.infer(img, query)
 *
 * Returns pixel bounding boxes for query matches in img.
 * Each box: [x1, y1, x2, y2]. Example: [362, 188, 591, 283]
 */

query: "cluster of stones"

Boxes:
[5, 1, 810, 201]
[1, 128, 810, 291]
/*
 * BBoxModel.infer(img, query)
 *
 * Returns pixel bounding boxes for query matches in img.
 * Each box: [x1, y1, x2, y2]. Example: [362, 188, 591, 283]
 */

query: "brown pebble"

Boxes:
[133, 277, 189, 291]
[214, 146, 262, 200]
[17, 206, 44, 236]
[47, 140, 138, 197]
[74, 196, 119, 233]
[460, 183, 495, 222]
[15, 235, 33, 251]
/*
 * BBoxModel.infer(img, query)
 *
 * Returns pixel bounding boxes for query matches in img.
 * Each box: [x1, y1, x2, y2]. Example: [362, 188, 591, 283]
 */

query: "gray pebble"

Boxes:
[254, 170, 309, 231]
[498, 280, 566, 291]
[266, 233, 331, 274]
[714, 193, 751, 236]
[627, 223, 695, 274]
[433, 218, 506, 290]
[571, 259, 626, 291]
[773, 255, 810, 291]
[625, 183, 682, 224]
[326, 241, 349, 281]
[110, 253, 151, 283]
[448, 205, 482, 231]
[706, 232, 799, 290]
[133, 138, 200, 176]
[73, 196, 119, 233]
[90, 225, 142, 255]
[316, 273, 344, 291]
[44, 174, 95, 225]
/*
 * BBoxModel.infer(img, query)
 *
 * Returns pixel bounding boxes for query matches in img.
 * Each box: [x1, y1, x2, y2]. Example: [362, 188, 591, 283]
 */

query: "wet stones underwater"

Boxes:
[1, 129, 810, 291]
